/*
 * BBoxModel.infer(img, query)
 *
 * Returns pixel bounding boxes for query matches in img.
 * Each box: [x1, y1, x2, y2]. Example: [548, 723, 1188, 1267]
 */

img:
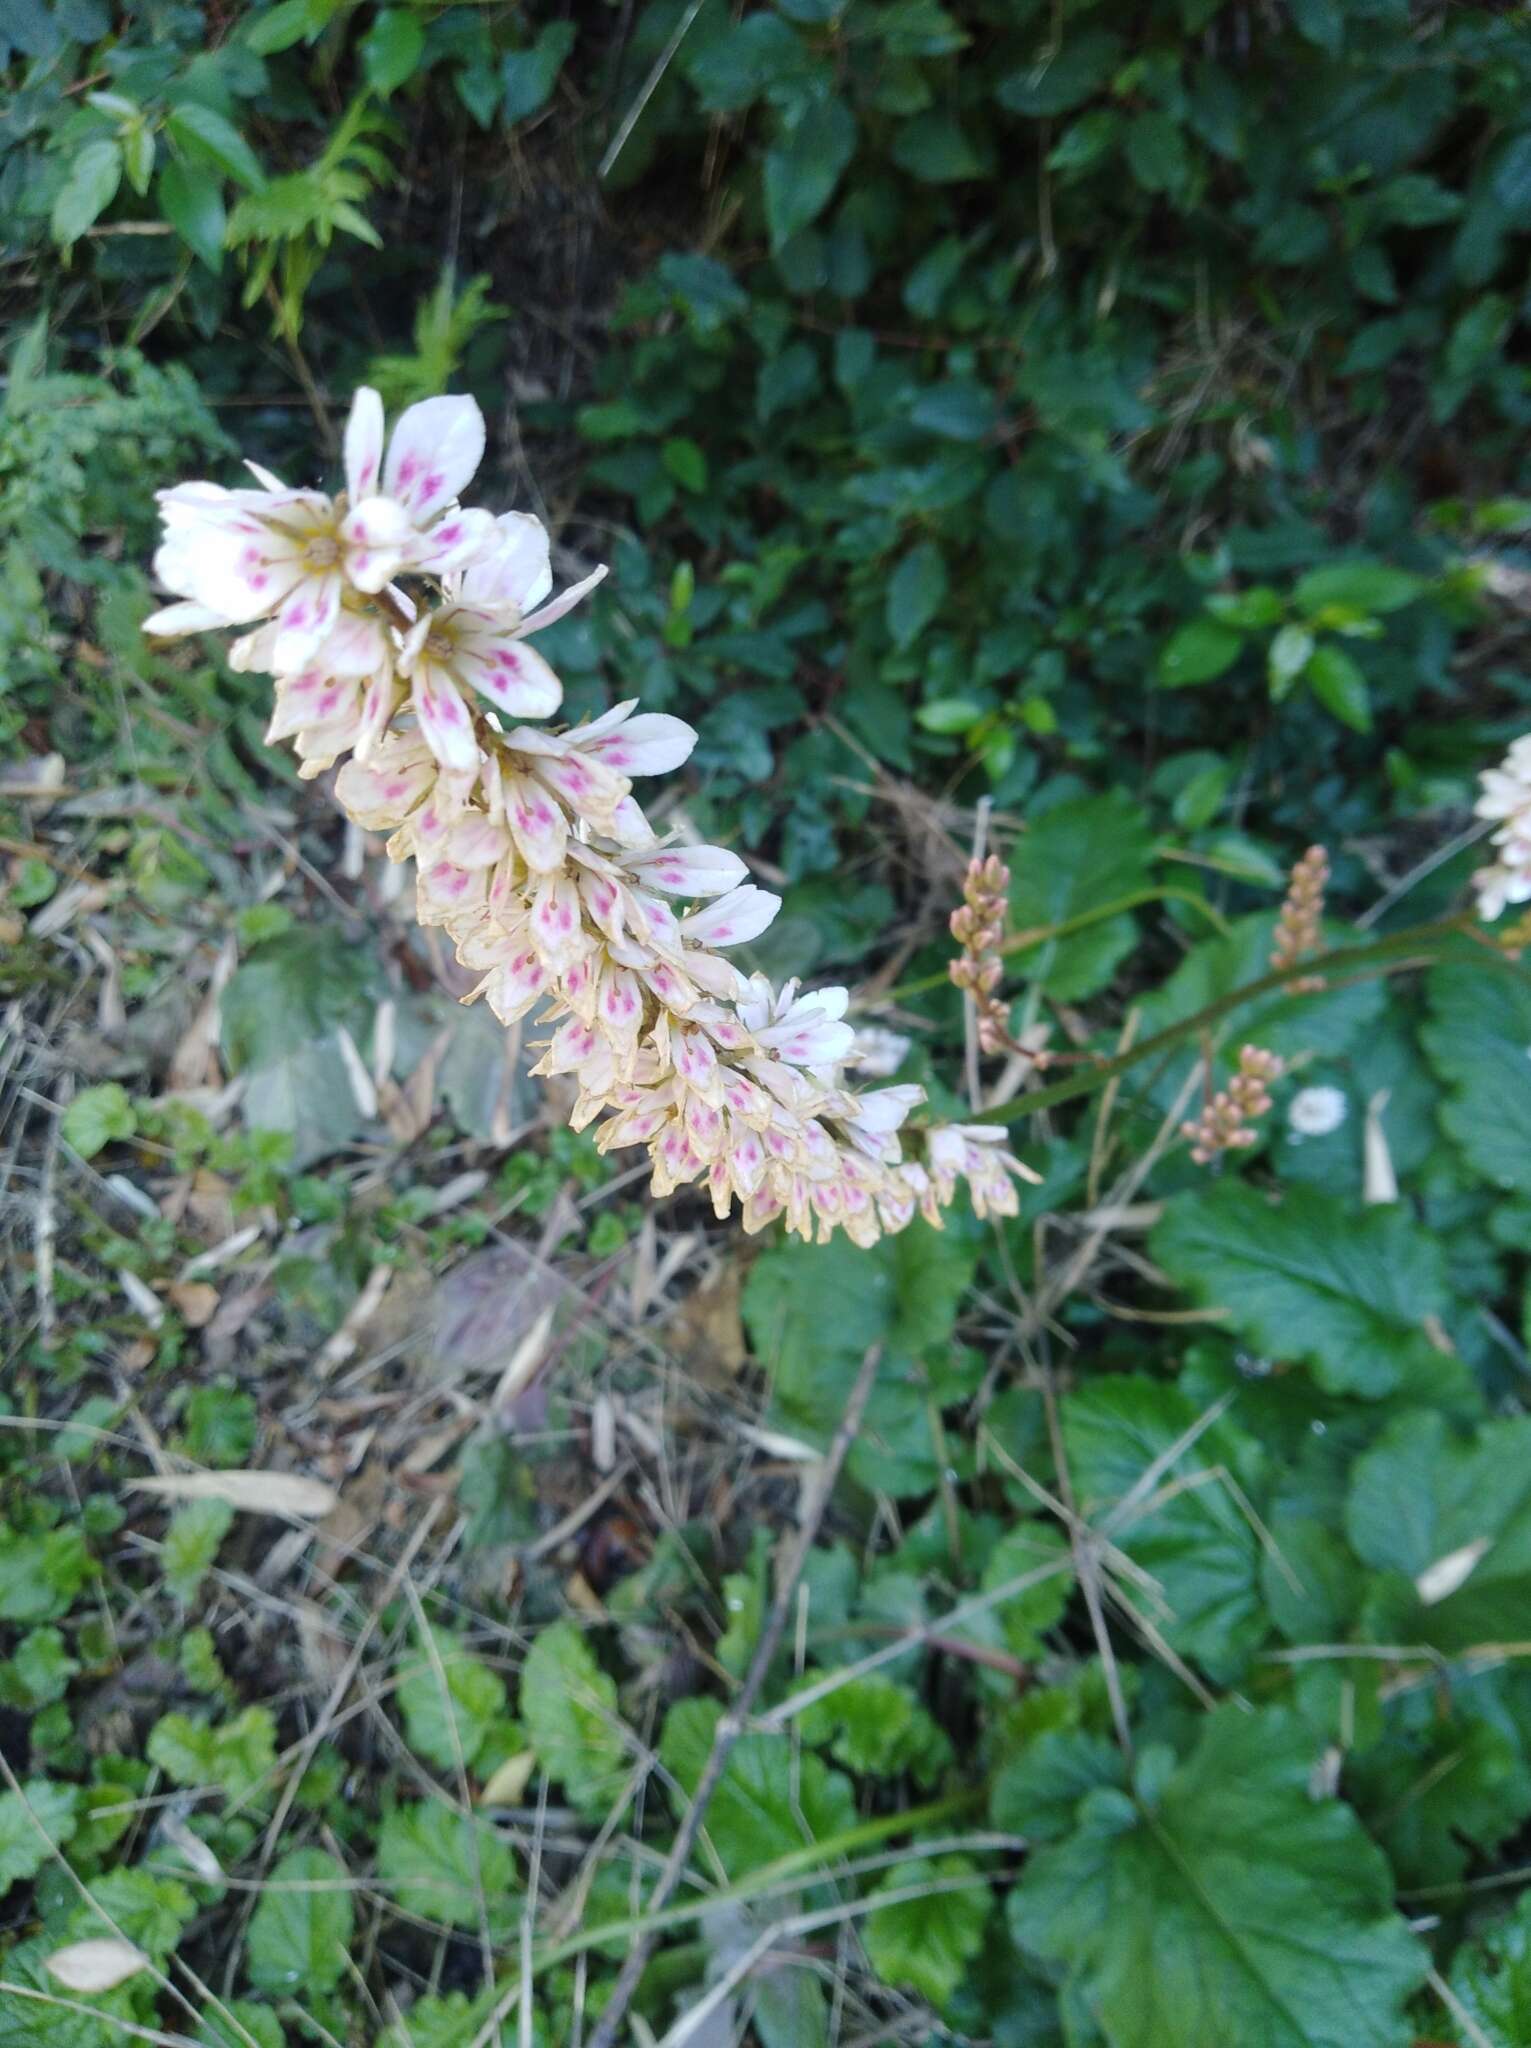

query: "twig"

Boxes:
[598, 0, 706, 180]
[34, 1076, 68, 1347]
[581, 1342, 885, 2048]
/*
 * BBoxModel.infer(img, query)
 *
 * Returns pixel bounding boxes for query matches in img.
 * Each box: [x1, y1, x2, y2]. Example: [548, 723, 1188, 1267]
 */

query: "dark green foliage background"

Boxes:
[6, 2, 1531, 2044]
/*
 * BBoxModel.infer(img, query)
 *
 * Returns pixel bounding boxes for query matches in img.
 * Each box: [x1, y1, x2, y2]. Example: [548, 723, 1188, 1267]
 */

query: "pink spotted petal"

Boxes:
[459, 636, 564, 720]
[344, 386, 385, 504]
[411, 672, 479, 773]
[503, 770, 568, 873]
[413, 506, 496, 579]
[624, 844, 748, 898]
[383, 394, 485, 522]
[341, 495, 415, 594]
[271, 572, 342, 673]
[582, 710, 696, 777]
[679, 885, 781, 949]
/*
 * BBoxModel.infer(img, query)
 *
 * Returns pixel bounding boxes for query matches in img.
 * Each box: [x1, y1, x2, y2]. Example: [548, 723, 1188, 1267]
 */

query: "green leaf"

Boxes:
[244, 0, 324, 53]
[660, 1697, 855, 1879]
[376, 1801, 517, 1932]
[1267, 622, 1314, 696]
[246, 1848, 354, 1993]
[1448, 1891, 1531, 2047]
[361, 8, 424, 96]
[395, 1625, 508, 1772]
[1349, 1712, 1531, 1888]
[980, 1523, 1073, 1659]
[864, 1855, 991, 2010]
[1423, 961, 1531, 1195]
[166, 103, 266, 191]
[148, 1705, 276, 1804]
[661, 436, 708, 492]
[162, 1497, 234, 1603]
[886, 540, 946, 648]
[1125, 111, 1189, 194]
[123, 120, 155, 197]
[159, 157, 226, 271]
[51, 137, 122, 246]
[61, 1081, 136, 1158]
[1152, 1183, 1449, 1399]
[1009, 1707, 1427, 2047]
[519, 1620, 627, 1817]
[915, 695, 983, 734]
[765, 98, 856, 250]
[198, 2001, 287, 2048]
[992, 1729, 1126, 1842]
[1346, 1411, 1531, 1653]
[1006, 791, 1154, 1001]
[1157, 617, 1243, 688]
[0, 1780, 77, 1898]
[501, 21, 577, 126]
[1305, 643, 1371, 732]
[1063, 1376, 1268, 1679]
[996, 29, 1123, 116]
[0, 1526, 91, 1624]
[889, 110, 983, 183]
[909, 380, 997, 440]
[1292, 561, 1422, 616]
[74, 1868, 196, 1958]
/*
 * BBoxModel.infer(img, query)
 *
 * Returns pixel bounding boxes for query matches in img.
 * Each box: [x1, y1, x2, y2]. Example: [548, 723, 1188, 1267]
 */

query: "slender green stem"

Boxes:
[531, 1789, 979, 1974]
[885, 887, 1231, 1003]
[977, 915, 1505, 1128]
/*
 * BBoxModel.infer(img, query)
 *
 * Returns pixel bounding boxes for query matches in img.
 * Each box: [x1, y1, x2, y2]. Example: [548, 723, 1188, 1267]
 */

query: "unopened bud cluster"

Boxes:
[1271, 844, 1328, 992]
[949, 854, 1021, 1057]
[1182, 1045, 1284, 1165]
[143, 389, 1038, 1247]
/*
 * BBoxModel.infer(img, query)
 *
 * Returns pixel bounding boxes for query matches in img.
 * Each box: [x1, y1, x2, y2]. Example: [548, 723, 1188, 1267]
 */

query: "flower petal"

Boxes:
[341, 495, 415, 593]
[460, 636, 564, 720]
[582, 711, 697, 777]
[679, 885, 781, 949]
[344, 386, 385, 503]
[412, 672, 479, 773]
[384, 394, 486, 522]
[413, 506, 496, 579]
[503, 770, 568, 872]
[271, 572, 342, 672]
[460, 511, 552, 609]
[624, 844, 748, 897]
[142, 600, 228, 637]
[517, 562, 608, 636]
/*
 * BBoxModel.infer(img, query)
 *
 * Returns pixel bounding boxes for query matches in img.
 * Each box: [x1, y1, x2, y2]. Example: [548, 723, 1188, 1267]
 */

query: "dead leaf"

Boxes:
[479, 1750, 537, 1806]
[1416, 1538, 1490, 1606]
[131, 1471, 339, 1517]
[168, 1281, 220, 1329]
[665, 1264, 746, 1384]
[44, 1938, 148, 1993]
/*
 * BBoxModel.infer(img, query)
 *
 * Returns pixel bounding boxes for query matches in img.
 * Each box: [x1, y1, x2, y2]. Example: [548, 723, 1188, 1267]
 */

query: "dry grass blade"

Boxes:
[129, 1471, 340, 1516]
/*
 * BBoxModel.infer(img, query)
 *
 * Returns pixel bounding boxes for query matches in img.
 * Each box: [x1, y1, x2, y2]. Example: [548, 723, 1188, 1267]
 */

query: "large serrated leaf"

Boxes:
[1422, 959, 1531, 1197]
[1009, 1707, 1428, 2047]
[1151, 1183, 1449, 1398]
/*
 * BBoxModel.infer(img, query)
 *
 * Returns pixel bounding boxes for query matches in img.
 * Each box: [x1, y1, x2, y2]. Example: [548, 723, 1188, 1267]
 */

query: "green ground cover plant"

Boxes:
[2, 1, 1531, 2043]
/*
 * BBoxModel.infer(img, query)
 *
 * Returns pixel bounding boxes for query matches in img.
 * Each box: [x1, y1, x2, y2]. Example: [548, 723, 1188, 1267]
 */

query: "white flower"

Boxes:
[1287, 1085, 1349, 1137]
[396, 510, 607, 743]
[1473, 732, 1531, 922]
[143, 388, 495, 671]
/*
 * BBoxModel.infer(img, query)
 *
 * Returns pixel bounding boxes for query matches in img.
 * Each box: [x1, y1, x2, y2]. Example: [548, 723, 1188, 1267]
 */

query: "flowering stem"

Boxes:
[975, 915, 1506, 1129]
[885, 886, 1232, 1003]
